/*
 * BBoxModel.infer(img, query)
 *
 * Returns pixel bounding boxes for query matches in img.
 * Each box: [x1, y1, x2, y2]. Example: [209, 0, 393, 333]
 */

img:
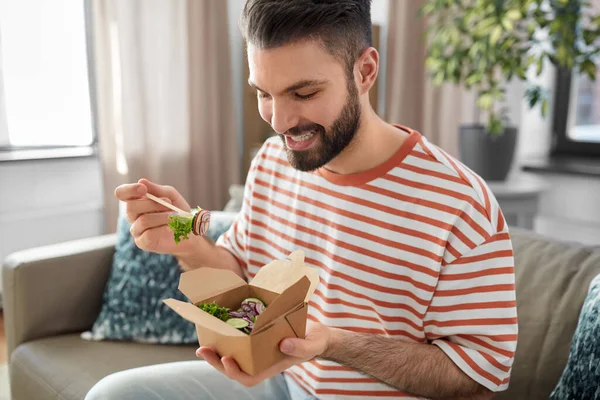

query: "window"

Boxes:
[552, 0, 600, 156]
[0, 0, 94, 149]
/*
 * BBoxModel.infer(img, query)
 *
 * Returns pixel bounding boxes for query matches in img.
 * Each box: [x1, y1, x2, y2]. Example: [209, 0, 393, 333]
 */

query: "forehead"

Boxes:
[247, 40, 346, 90]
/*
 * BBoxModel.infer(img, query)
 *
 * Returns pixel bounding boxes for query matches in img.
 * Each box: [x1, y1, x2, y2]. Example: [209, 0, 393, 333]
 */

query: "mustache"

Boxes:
[285, 124, 324, 136]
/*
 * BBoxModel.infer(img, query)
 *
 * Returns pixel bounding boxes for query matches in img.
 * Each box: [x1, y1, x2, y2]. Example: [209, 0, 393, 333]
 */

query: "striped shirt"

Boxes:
[216, 125, 517, 399]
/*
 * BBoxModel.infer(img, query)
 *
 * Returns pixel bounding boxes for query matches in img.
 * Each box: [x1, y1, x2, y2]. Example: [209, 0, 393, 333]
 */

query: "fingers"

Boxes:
[125, 197, 172, 223]
[138, 178, 178, 199]
[115, 183, 146, 201]
[222, 357, 248, 384]
[115, 179, 177, 203]
[133, 225, 174, 253]
[130, 211, 173, 238]
[133, 227, 160, 253]
[138, 178, 191, 211]
[200, 348, 253, 388]
[197, 348, 226, 375]
[198, 347, 291, 389]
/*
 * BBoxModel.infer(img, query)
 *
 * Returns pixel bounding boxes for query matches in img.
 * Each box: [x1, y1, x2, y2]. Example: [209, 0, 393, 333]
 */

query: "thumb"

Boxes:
[279, 338, 318, 359]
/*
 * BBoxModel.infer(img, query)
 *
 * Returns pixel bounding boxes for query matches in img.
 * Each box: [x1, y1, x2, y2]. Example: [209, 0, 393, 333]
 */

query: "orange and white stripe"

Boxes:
[217, 125, 517, 399]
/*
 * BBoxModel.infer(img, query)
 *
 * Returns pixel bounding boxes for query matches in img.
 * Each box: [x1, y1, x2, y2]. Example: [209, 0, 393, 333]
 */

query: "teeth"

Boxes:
[291, 131, 315, 142]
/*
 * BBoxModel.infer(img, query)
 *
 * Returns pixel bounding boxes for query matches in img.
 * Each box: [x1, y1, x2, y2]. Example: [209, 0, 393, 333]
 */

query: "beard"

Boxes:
[278, 78, 361, 172]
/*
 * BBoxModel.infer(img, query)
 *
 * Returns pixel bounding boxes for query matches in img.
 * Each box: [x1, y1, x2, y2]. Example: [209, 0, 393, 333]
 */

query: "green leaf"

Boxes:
[477, 93, 494, 110]
[167, 215, 194, 244]
[541, 99, 549, 116]
[425, 57, 442, 72]
[466, 72, 481, 86]
[506, 9, 521, 21]
[198, 301, 230, 322]
[581, 59, 597, 80]
[166, 207, 201, 244]
[476, 17, 497, 33]
[549, 20, 562, 33]
[556, 46, 568, 67]
[502, 17, 514, 32]
[536, 57, 544, 76]
[583, 30, 596, 46]
[490, 26, 503, 45]
[448, 57, 459, 76]
[433, 71, 445, 86]
[487, 114, 504, 136]
[525, 86, 542, 108]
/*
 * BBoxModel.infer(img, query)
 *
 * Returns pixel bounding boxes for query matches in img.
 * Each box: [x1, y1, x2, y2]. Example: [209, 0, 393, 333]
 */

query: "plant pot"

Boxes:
[459, 124, 517, 182]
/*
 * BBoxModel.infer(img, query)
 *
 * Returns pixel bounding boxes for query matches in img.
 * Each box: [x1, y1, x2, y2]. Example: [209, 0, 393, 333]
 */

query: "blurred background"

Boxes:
[0, 0, 599, 263]
[0, 0, 599, 399]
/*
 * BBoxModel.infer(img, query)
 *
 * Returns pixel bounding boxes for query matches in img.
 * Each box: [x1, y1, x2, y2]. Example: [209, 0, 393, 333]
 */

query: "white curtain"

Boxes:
[91, 0, 240, 233]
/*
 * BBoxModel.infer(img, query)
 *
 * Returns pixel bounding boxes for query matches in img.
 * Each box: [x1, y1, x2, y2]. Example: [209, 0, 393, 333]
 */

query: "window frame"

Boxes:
[0, 0, 98, 152]
[551, 66, 600, 157]
[550, 0, 600, 158]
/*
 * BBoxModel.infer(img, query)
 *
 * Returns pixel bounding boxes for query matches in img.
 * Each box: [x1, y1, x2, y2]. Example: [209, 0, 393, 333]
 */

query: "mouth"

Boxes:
[284, 129, 319, 151]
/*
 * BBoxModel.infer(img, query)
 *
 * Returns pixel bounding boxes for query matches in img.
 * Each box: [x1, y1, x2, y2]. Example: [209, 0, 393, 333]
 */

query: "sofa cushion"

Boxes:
[10, 334, 197, 400]
[550, 273, 600, 399]
[495, 228, 600, 400]
[82, 210, 237, 344]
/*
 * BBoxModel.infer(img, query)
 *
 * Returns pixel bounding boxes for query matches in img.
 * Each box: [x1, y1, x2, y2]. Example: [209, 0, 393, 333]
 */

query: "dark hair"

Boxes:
[240, 0, 372, 76]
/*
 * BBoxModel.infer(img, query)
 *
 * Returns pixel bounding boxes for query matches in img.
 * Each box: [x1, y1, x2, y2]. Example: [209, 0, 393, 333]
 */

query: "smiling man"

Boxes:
[87, 1, 518, 399]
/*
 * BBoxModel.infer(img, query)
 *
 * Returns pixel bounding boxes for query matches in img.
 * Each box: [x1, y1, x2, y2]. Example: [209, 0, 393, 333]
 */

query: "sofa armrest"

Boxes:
[2, 234, 116, 359]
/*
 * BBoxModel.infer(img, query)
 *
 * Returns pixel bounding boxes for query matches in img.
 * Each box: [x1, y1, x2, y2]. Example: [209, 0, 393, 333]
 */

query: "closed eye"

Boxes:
[295, 92, 318, 100]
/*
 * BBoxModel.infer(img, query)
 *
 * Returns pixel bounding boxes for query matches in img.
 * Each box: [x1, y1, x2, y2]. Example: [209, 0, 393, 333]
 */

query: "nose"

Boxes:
[270, 99, 298, 135]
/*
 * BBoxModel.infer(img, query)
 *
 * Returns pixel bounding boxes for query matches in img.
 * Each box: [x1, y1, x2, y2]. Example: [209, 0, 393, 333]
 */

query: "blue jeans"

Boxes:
[85, 360, 317, 400]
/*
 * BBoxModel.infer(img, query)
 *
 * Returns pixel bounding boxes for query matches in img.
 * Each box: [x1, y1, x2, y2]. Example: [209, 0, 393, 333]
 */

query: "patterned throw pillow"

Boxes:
[550, 273, 600, 399]
[82, 210, 238, 344]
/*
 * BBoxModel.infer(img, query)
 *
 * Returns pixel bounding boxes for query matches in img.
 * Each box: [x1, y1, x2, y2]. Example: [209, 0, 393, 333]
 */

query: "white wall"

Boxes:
[535, 173, 600, 246]
[0, 156, 104, 291]
[516, 61, 556, 161]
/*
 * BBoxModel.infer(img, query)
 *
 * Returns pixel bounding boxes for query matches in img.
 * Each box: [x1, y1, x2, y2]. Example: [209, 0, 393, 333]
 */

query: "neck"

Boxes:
[322, 106, 409, 175]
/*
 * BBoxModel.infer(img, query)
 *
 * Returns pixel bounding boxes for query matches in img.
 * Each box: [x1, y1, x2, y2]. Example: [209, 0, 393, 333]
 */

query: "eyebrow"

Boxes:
[248, 79, 329, 95]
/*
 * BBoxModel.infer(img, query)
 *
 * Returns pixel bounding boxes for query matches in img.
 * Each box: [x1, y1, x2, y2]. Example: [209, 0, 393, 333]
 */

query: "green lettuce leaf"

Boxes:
[197, 301, 230, 322]
[167, 215, 193, 244]
[167, 207, 202, 244]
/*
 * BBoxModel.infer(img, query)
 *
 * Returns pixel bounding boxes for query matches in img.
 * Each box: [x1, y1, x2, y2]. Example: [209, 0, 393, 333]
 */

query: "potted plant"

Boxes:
[420, 0, 600, 181]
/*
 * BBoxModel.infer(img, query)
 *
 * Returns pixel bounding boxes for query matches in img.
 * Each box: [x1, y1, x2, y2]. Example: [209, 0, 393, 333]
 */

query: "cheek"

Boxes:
[257, 96, 341, 128]
[308, 98, 341, 128]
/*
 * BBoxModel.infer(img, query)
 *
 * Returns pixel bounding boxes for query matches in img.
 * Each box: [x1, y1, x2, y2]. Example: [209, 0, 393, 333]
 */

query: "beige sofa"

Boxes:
[3, 227, 600, 400]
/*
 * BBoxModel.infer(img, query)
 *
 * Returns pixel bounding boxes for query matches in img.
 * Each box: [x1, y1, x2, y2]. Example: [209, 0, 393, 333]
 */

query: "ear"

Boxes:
[355, 47, 379, 96]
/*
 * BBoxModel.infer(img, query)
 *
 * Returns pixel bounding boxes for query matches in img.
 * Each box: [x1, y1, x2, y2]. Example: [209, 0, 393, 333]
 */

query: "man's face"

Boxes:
[248, 40, 361, 171]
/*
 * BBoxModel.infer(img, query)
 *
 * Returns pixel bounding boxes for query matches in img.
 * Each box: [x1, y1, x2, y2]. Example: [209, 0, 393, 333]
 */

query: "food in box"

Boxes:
[163, 250, 319, 376]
